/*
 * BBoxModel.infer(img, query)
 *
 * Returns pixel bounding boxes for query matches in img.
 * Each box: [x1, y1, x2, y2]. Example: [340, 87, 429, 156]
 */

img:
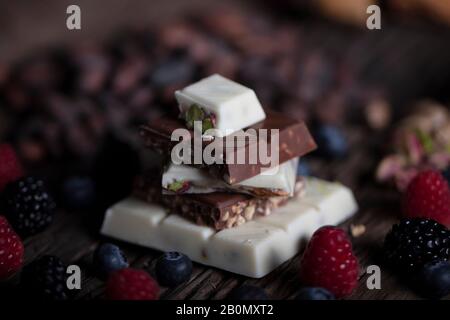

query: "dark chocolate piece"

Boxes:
[139, 112, 316, 184]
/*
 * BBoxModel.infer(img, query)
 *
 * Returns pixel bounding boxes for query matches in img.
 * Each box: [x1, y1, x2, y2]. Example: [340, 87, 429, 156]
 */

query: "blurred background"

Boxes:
[1, 0, 450, 205]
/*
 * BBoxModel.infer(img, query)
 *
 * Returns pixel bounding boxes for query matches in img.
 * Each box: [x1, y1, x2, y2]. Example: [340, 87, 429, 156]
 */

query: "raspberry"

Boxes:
[106, 268, 159, 300]
[0, 144, 24, 192]
[299, 226, 359, 298]
[383, 218, 450, 274]
[403, 170, 450, 227]
[0, 216, 24, 279]
[2, 176, 56, 237]
[21, 255, 69, 300]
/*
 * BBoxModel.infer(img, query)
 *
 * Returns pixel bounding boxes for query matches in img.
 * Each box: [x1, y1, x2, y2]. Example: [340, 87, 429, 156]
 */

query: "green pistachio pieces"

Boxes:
[167, 180, 186, 193]
[202, 118, 214, 133]
[184, 104, 216, 133]
[185, 104, 204, 129]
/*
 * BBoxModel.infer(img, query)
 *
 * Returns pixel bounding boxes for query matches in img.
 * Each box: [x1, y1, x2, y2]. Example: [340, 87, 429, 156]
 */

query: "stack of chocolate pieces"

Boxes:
[135, 74, 317, 230]
[101, 74, 358, 278]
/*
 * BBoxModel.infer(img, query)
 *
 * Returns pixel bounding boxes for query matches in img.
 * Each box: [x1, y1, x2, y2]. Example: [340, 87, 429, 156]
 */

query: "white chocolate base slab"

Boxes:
[101, 178, 357, 278]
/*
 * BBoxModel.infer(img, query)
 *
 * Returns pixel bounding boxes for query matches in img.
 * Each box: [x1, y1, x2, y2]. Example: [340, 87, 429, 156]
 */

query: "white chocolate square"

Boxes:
[159, 215, 215, 263]
[100, 197, 168, 249]
[260, 178, 358, 242]
[175, 74, 266, 136]
[259, 200, 320, 240]
[238, 158, 298, 194]
[301, 178, 358, 225]
[206, 221, 296, 278]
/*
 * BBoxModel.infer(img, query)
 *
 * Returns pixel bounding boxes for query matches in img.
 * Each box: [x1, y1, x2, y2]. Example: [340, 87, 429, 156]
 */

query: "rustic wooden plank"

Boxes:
[10, 124, 447, 301]
[185, 270, 231, 300]
[1, 1, 449, 302]
[70, 128, 400, 300]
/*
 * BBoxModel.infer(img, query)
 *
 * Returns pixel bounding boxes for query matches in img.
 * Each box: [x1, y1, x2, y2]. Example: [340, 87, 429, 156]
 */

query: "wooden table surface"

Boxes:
[1, 1, 450, 301]
[5, 125, 431, 301]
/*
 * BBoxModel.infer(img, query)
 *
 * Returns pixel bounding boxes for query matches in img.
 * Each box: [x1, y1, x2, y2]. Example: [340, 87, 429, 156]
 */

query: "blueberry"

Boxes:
[416, 260, 450, 299]
[93, 243, 128, 277]
[62, 176, 95, 209]
[155, 252, 193, 287]
[297, 160, 311, 176]
[315, 125, 348, 159]
[442, 167, 450, 186]
[295, 287, 335, 300]
[228, 285, 269, 300]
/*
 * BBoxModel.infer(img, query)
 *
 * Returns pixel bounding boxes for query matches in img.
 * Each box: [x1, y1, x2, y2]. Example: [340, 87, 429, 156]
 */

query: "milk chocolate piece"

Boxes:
[134, 175, 305, 230]
[139, 112, 316, 184]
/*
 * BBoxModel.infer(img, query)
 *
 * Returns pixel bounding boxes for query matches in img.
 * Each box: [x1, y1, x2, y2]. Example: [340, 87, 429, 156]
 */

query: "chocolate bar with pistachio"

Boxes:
[162, 157, 299, 197]
[134, 175, 305, 230]
[139, 111, 316, 184]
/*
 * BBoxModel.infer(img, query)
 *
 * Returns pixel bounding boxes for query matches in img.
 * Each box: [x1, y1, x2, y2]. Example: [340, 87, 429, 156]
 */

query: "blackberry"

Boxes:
[383, 218, 450, 274]
[2, 176, 56, 237]
[21, 255, 69, 300]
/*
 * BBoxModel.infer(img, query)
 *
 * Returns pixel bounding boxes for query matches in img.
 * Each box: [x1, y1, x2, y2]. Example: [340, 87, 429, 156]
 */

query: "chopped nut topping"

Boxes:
[350, 224, 366, 237]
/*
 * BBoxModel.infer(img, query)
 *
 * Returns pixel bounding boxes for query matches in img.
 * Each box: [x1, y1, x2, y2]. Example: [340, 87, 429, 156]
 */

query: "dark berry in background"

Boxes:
[295, 287, 335, 300]
[314, 125, 349, 159]
[2, 176, 56, 237]
[297, 160, 311, 176]
[155, 252, 193, 287]
[93, 243, 129, 277]
[150, 53, 197, 88]
[62, 176, 95, 209]
[442, 166, 450, 186]
[415, 260, 450, 299]
[0, 143, 24, 192]
[21, 255, 69, 300]
[383, 218, 450, 274]
[228, 285, 269, 300]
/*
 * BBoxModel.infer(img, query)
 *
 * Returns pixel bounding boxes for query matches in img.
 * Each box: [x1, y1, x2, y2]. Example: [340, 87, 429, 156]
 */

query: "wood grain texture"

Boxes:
[1, 1, 450, 302]
[2, 127, 445, 300]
